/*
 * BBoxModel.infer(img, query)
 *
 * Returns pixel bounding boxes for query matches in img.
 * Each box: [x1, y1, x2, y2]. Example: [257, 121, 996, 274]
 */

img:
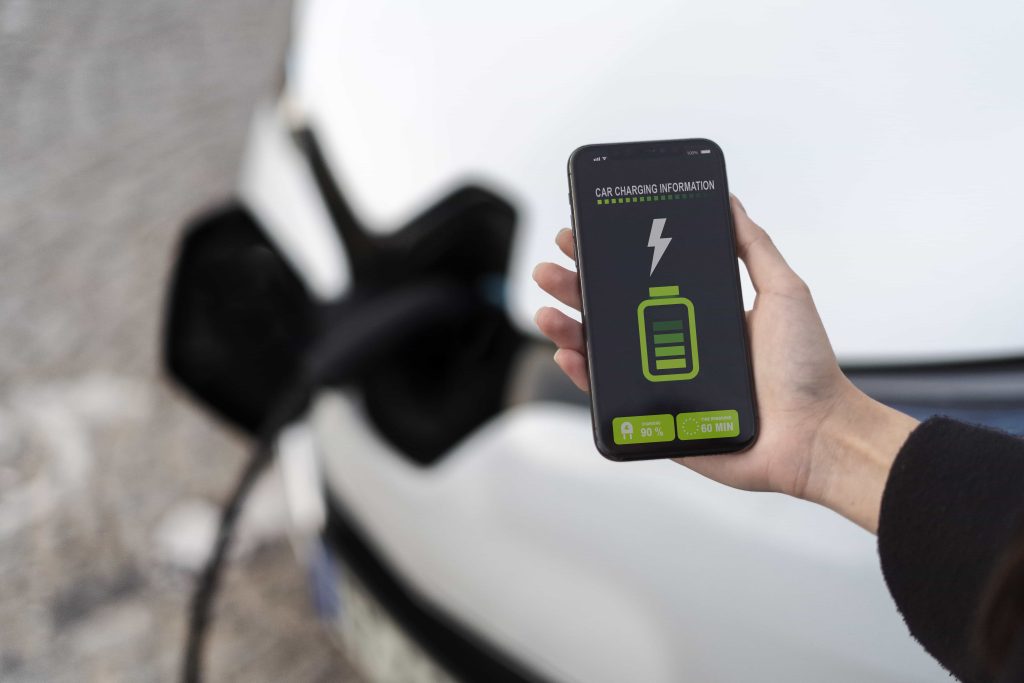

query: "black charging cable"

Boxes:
[182, 282, 477, 682]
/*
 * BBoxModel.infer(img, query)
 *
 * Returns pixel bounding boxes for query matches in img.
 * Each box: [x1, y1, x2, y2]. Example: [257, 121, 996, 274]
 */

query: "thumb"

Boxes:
[730, 195, 804, 296]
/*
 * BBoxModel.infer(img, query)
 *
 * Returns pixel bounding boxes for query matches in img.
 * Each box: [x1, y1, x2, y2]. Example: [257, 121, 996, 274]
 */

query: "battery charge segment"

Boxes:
[651, 319, 686, 370]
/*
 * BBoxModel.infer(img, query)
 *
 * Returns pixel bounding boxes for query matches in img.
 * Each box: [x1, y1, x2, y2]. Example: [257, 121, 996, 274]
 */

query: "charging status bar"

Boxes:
[596, 191, 711, 206]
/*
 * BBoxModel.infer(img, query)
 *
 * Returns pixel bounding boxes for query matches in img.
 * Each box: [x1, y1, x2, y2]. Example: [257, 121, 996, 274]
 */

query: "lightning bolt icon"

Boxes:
[647, 217, 670, 275]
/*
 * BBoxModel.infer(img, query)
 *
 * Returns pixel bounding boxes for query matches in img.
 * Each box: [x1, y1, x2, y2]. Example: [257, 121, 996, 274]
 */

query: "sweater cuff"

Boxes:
[878, 416, 1024, 683]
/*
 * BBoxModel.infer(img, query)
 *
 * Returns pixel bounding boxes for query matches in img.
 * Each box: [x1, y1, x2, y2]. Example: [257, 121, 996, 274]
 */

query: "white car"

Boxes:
[165, 2, 1024, 681]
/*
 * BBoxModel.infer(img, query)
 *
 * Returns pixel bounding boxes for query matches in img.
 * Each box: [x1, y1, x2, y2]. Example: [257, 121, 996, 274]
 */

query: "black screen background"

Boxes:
[570, 141, 756, 458]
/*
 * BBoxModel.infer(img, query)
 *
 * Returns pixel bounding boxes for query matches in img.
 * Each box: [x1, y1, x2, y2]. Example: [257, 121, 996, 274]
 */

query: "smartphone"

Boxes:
[567, 139, 757, 461]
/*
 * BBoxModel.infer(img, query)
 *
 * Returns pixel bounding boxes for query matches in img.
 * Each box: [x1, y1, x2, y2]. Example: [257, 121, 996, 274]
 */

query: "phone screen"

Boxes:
[568, 139, 757, 460]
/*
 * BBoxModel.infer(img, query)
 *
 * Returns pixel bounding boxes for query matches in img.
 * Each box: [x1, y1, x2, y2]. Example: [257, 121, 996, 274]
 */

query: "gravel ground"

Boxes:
[0, 1, 359, 680]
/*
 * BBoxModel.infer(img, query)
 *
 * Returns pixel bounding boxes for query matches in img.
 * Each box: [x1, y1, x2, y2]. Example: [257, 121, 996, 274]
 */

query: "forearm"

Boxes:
[804, 382, 919, 533]
[803, 398, 1024, 681]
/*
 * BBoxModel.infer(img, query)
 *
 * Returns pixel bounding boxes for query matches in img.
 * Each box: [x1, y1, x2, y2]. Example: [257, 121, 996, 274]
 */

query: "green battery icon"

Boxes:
[637, 285, 699, 382]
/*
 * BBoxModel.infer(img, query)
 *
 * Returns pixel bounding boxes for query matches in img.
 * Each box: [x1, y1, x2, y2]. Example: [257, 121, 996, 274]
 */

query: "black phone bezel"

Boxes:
[567, 138, 759, 461]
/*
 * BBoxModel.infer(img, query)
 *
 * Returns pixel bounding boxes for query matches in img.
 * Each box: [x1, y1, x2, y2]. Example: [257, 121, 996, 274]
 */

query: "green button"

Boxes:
[676, 410, 740, 440]
[613, 414, 675, 445]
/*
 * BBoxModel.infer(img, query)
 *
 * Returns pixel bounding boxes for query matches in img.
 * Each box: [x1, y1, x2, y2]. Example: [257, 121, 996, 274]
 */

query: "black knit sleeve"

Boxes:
[878, 416, 1024, 683]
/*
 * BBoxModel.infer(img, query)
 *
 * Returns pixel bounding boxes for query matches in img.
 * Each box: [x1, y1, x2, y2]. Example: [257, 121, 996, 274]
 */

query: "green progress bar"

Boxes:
[653, 332, 684, 344]
[652, 320, 683, 331]
[596, 192, 706, 206]
[654, 345, 685, 357]
[656, 358, 687, 370]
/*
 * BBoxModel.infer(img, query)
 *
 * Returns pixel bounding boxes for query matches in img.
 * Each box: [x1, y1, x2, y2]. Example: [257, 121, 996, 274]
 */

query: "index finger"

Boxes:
[556, 228, 575, 260]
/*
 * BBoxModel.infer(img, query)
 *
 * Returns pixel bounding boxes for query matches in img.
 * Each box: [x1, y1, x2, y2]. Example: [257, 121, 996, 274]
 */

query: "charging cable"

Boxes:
[182, 282, 477, 682]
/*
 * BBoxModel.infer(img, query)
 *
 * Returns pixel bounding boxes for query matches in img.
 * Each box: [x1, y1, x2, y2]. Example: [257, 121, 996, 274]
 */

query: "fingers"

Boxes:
[555, 228, 575, 260]
[553, 349, 590, 392]
[532, 262, 582, 311]
[730, 195, 806, 297]
[534, 306, 585, 352]
[538, 230, 587, 391]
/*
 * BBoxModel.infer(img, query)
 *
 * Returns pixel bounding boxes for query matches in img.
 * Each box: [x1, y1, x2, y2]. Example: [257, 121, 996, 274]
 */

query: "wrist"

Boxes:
[805, 382, 919, 533]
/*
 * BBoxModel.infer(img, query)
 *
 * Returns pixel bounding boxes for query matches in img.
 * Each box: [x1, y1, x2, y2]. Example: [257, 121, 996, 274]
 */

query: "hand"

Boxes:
[533, 195, 918, 532]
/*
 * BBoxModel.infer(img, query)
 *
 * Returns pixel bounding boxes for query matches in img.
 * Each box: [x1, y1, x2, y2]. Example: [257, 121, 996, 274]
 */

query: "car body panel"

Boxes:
[312, 392, 946, 682]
